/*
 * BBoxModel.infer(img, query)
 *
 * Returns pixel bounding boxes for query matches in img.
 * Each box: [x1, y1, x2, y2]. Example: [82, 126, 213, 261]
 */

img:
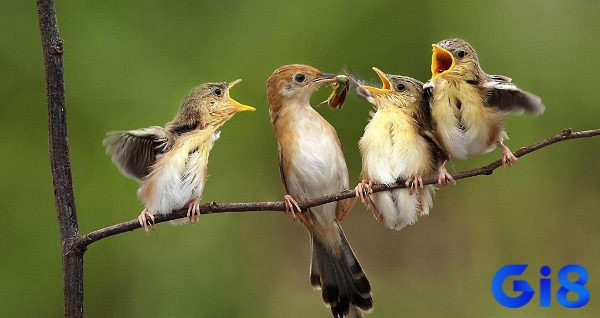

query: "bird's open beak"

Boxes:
[359, 67, 392, 95]
[431, 44, 455, 79]
[226, 79, 256, 112]
[312, 73, 339, 84]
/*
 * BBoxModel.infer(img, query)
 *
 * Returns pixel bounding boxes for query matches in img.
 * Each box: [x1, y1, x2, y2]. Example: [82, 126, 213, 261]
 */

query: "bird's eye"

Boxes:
[294, 73, 306, 83]
[456, 50, 466, 59]
[396, 83, 406, 92]
[212, 87, 223, 97]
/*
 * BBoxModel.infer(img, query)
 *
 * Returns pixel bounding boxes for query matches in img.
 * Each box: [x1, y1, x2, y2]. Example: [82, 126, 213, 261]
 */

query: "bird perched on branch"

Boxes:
[354, 67, 446, 230]
[267, 64, 372, 317]
[426, 38, 545, 184]
[104, 81, 255, 231]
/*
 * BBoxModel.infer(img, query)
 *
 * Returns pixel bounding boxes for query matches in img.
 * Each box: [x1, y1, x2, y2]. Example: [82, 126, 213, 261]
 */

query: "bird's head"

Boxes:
[180, 80, 255, 128]
[431, 38, 480, 81]
[358, 67, 424, 110]
[267, 64, 340, 111]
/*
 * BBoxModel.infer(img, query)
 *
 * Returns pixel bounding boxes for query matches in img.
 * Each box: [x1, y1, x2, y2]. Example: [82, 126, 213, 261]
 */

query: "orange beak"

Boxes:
[359, 67, 392, 95]
[226, 79, 256, 112]
[431, 44, 455, 79]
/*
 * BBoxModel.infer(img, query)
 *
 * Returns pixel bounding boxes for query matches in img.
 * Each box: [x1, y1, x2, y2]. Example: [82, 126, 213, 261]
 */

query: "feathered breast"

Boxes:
[138, 128, 217, 213]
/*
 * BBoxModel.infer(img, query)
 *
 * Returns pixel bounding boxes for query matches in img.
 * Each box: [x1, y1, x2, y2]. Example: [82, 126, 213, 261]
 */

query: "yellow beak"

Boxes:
[227, 79, 256, 112]
[431, 44, 455, 79]
[359, 67, 392, 95]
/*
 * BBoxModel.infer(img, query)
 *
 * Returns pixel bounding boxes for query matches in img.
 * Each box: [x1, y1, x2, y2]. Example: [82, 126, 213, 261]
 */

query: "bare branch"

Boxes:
[77, 128, 600, 249]
[37, 1, 84, 317]
[37, 0, 598, 315]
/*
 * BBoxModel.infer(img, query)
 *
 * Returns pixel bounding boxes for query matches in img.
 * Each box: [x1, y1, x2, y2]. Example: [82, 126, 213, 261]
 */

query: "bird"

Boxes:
[353, 67, 446, 231]
[267, 64, 373, 317]
[425, 38, 545, 184]
[104, 80, 255, 231]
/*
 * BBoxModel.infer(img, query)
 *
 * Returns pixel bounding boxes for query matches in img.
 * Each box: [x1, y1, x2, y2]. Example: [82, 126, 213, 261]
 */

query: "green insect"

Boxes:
[320, 75, 349, 109]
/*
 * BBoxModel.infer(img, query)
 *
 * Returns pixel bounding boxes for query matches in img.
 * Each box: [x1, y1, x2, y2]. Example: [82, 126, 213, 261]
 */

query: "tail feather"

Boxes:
[371, 186, 435, 231]
[310, 223, 373, 317]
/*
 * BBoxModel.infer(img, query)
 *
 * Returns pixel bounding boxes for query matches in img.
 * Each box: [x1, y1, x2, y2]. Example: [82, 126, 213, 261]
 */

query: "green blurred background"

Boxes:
[1, 0, 599, 317]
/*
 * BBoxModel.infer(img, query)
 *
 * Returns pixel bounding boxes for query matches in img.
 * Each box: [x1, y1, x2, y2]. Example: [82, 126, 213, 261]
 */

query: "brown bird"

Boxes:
[426, 38, 545, 184]
[354, 67, 446, 230]
[267, 64, 372, 317]
[104, 81, 255, 231]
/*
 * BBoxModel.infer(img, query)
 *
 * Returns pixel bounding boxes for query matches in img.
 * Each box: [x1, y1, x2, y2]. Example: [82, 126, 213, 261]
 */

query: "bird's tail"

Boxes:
[310, 222, 372, 318]
[370, 186, 435, 231]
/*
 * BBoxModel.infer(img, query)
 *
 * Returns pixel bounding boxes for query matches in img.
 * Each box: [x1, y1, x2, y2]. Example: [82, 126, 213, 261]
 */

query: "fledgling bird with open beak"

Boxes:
[354, 67, 446, 231]
[104, 81, 255, 231]
[426, 38, 545, 184]
[267, 64, 373, 317]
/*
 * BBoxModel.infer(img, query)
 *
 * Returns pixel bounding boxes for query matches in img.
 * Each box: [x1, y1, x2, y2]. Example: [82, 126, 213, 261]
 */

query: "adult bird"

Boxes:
[104, 81, 255, 231]
[426, 38, 545, 184]
[267, 64, 373, 317]
[355, 67, 446, 230]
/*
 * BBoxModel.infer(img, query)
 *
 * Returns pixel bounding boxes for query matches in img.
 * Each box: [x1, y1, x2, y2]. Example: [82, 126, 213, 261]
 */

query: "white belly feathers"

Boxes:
[359, 110, 434, 230]
[139, 130, 218, 215]
[432, 80, 496, 159]
[283, 107, 349, 227]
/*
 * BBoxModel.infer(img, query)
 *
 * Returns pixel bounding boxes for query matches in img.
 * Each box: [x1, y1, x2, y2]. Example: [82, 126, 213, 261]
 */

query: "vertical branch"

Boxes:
[36, 1, 84, 317]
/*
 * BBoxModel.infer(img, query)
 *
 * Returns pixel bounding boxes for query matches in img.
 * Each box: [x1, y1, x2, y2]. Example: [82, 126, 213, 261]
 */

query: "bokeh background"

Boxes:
[1, 1, 599, 317]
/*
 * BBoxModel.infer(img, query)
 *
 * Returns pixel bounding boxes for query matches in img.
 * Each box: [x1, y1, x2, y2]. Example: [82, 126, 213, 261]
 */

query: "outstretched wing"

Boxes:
[103, 126, 172, 181]
[483, 75, 545, 115]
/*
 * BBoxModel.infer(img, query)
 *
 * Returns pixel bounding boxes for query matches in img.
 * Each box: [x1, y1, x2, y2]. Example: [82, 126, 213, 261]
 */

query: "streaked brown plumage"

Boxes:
[268, 64, 372, 318]
[104, 81, 255, 230]
[425, 38, 545, 184]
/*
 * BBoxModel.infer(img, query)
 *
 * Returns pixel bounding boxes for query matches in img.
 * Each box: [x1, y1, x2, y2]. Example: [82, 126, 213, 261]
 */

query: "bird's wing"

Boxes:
[277, 148, 291, 194]
[422, 81, 438, 123]
[419, 83, 449, 163]
[103, 126, 173, 181]
[423, 80, 434, 105]
[483, 75, 545, 115]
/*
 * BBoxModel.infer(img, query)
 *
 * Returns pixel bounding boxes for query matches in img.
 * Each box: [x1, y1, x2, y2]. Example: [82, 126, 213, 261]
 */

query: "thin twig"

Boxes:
[77, 128, 600, 249]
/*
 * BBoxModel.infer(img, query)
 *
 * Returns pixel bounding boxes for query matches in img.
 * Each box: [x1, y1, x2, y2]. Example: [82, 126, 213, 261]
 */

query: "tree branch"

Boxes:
[37, 1, 84, 317]
[77, 128, 600, 249]
[37, 1, 598, 316]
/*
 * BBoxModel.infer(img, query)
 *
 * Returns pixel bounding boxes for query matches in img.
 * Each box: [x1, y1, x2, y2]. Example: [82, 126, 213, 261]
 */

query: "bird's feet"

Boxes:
[437, 162, 456, 186]
[498, 140, 518, 167]
[405, 175, 424, 194]
[354, 179, 375, 203]
[137, 208, 155, 232]
[354, 180, 383, 223]
[187, 199, 201, 224]
[284, 195, 311, 226]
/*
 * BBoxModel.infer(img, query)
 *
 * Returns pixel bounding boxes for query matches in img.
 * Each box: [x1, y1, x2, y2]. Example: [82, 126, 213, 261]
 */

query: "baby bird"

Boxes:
[267, 64, 372, 318]
[355, 67, 445, 231]
[426, 38, 545, 183]
[104, 81, 255, 231]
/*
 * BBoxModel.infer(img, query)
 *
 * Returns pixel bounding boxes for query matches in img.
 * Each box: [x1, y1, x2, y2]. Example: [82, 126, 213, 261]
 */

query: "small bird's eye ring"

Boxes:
[396, 83, 406, 92]
[212, 87, 223, 97]
[456, 50, 466, 59]
[294, 73, 306, 83]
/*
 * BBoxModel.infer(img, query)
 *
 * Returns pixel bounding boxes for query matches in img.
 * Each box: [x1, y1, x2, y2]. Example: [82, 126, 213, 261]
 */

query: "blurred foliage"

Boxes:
[1, 0, 599, 317]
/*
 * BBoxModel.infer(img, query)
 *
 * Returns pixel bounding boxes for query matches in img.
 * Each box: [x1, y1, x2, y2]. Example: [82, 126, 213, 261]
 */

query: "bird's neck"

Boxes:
[270, 99, 314, 128]
[378, 100, 415, 118]
[435, 66, 483, 86]
[374, 106, 416, 128]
